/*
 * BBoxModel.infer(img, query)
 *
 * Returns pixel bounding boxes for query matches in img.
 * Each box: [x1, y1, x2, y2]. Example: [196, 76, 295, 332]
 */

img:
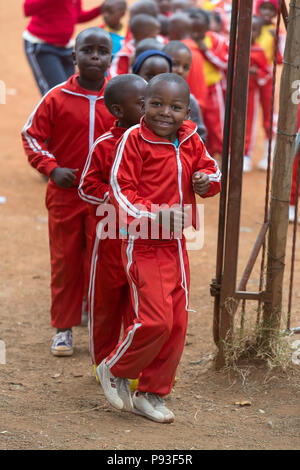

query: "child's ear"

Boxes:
[185, 107, 191, 121]
[72, 51, 77, 65]
[111, 104, 123, 119]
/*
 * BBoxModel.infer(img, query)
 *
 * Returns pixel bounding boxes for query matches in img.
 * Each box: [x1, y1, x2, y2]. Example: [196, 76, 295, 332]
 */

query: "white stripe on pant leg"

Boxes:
[177, 238, 189, 311]
[25, 42, 49, 94]
[88, 223, 102, 364]
[106, 236, 142, 370]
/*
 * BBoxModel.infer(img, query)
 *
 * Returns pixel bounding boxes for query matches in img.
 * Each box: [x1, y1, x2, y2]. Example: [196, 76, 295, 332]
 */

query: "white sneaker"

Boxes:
[96, 360, 132, 411]
[243, 156, 253, 173]
[51, 330, 73, 356]
[257, 157, 269, 171]
[133, 391, 174, 423]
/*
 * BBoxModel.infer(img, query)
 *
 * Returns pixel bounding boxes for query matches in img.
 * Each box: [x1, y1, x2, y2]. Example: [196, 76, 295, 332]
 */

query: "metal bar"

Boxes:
[212, 0, 239, 345]
[238, 222, 269, 291]
[281, 0, 289, 30]
[235, 291, 271, 301]
[216, 0, 254, 367]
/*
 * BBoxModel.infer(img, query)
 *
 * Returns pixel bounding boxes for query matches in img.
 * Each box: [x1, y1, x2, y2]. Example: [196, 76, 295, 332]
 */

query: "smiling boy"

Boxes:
[96, 73, 221, 423]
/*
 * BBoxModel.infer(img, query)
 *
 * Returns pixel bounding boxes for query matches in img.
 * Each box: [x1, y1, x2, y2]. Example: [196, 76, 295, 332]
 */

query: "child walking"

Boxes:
[97, 73, 221, 423]
[21, 27, 115, 356]
[78, 74, 147, 367]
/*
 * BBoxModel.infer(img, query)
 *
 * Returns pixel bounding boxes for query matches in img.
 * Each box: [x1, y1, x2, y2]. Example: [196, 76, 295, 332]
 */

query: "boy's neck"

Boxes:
[117, 119, 129, 128]
[77, 76, 105, 92]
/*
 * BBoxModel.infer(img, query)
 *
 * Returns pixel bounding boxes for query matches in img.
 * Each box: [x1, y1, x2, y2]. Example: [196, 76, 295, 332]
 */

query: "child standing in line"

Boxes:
[97, 73, 221, 423]
[244, 16, 271, 173]
[163, 40, 207, 141]
[78, 74, 147, 367]
[99, 0, 127, 57]
[132, 49, 173, 82]
[110, 14, 161, 76]
[188, 8, 228, 157]
[21, 28, 115, 356]
[255, 0, 285, 170]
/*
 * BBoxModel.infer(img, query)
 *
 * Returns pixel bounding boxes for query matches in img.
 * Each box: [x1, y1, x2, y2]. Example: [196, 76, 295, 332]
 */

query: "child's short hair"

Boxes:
[135, 38, 164, 58]
[157, 14, 170, 37]
[145, 72, 190, 105]
[163, 40, 192, 59]
[129, 14, 160, 37]
[129, 0, 159, 18]
[104, 74, 146, 112]
[75, 27, 113, 50]
[185, 7, 210, 27]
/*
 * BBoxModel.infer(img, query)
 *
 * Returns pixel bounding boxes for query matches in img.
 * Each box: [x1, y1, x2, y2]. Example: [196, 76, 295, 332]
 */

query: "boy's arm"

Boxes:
[192, 136, 222, 198]
[109, 129, 159, 226]
[76, 0, 103, 23]
[78, 137, 112, 205]
[256, 50, 272, 87]
[23, 0, 49, 16]
[21, 94, 59, 178]
[200, 34, 228, 72]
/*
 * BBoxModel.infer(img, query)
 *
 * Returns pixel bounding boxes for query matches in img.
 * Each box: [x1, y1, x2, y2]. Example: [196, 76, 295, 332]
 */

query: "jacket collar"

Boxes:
[138, 116, 197, 145]
[110, 122, 127, 138]
[61, 74, 108, 98]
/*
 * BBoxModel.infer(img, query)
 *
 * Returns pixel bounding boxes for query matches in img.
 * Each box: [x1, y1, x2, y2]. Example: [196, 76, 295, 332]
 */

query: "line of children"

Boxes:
[96, 73, 221, 422]
[78, 74, 147, 367]
[22, 27, 115, 355]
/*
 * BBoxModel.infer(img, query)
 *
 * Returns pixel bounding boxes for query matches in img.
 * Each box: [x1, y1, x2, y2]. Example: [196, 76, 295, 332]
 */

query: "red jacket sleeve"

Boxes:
[202, 33, 228, 72]
[21, 93, 59, 177]
[109, 128, 159, 226]
[23, 0, 49, 16]
[78, 136, 111, 205]
[192, 134, 222, 198]
[76, 0, 102, 23]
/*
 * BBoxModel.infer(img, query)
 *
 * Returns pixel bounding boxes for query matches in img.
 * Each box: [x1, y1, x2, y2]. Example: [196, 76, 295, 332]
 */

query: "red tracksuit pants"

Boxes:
[88, 232, 133, 366]
[46, 183, 95, 329]
[245, 86, 260, 157]
[259, 77, 277, 140]
[105, 237, 190, 397]
[203, 82, 224, 156]
[290, 106, 300, 205]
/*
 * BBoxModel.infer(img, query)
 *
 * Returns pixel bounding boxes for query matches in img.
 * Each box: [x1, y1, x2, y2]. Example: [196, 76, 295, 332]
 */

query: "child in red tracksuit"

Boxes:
[109, 14, 160, 77]
[188, 8, 228, 157]
[97, 73, 221, 423]
[244, 16, 271, 173]
[255, 0, 285, 170]
[78, 74, 147, 367]
[21, 27, 115, 356]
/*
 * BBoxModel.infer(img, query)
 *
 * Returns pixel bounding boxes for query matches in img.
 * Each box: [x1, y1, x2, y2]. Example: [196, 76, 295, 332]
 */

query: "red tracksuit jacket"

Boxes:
[23, 0, 102, 46]
[79, 124, 125, 206]
[22, 74, 115, 185]
[249, 43, 271, 90]
[109, 117, 221, 236]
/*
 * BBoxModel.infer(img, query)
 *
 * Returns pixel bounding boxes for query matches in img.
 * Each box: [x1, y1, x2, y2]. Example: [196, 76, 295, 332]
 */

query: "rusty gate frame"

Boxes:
[211, 0, 289, 366]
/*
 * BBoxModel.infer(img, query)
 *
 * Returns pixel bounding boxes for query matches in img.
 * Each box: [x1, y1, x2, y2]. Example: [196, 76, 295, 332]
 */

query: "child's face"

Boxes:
[145, 81, 190, 141]
[191, 18, 208, 42]
[259, 2, 277, 23]
[138, 56, 171, 82]
[169, 49, 191, 81]
[103, 1, 126, 29]
[74, 33, 112, 82]
[119, 80, 147, 127]
[251, 20, 262, 43]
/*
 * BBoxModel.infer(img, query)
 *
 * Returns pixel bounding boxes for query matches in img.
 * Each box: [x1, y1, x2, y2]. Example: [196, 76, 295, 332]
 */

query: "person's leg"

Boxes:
[46, 185, 87, 330]
[105, 240, 178, 380]
[89, 236, 131, 366]
[137, 238, 190, 396]
[24, 40, 50, 95]
[61, 50, 76, 80]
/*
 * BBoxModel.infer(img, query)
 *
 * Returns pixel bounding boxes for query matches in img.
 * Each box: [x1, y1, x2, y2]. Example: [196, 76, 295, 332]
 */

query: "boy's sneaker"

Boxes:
[96, 359, 133, 411]
[243, 156, 253, 173]
[133, 391, 174, 423]
[289, 205, 296, 223]
[51, 330, 73, 356]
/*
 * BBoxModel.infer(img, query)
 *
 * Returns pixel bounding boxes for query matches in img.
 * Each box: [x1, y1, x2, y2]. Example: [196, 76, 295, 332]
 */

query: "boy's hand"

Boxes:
[249, 65, 258, 76]
[156, 207, 187, 232]
[192, 172, 210, 196]
[50, 167, 79, 188]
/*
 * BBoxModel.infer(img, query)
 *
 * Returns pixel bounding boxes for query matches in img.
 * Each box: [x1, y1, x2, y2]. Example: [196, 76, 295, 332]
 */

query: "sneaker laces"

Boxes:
[145, 393, 164, 407]
[53, 330, 72, 345]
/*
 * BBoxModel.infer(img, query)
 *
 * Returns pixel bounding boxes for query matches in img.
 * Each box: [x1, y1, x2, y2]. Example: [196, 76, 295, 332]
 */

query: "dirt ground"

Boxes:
[0, 1, 299, 451]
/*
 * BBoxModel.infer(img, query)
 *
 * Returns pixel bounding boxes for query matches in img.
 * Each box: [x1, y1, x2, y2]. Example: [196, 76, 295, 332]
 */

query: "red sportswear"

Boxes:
[23, 0, 102, 47]
[109, 116, 221, 235]
[22, 74, 114, 185]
